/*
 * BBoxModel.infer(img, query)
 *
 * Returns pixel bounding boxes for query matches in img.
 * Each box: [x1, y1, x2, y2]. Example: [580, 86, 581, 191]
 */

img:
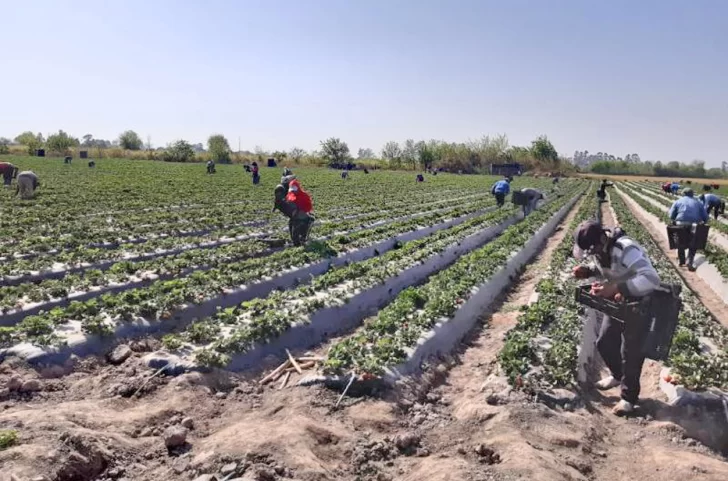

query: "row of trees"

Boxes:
[588, 157, 727, 179]
[319, 134, 561, 173]
[3, 129, 562, 172]
[573, 150, 641, 169]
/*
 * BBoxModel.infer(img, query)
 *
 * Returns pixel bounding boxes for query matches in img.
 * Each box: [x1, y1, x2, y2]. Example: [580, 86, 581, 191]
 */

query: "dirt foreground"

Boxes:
[1, 199, 727, 481]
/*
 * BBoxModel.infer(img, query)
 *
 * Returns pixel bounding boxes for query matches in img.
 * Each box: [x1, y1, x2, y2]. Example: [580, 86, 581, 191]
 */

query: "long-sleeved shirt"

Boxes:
[521, 188, 543, 201]
[702, 193, 722, 207]
[491, 180, 510, 195]
[587, 237, 660, 298]
[669, 196, 708, 223]
[0, 162, 15, 175]
[17, 171, 38, 188]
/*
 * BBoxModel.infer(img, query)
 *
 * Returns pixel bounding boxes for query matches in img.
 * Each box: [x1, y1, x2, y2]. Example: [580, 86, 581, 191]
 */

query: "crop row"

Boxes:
[0, 192, 509, 320]
[619, 183, 728, 280]
[0, 191, 543, 349]
[162, 200, 530, 368]
[0, 190, 502, 280]
[321, 184, 585, 376]
[610, 189, 728, 389]
[0, 187, 493, 258]
[497, 192, 597, 389]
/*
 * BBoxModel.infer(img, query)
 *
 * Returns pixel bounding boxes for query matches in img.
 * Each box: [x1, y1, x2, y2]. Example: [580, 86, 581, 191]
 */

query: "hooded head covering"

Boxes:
[572, 220, 606, 260]
[286, 179, 313, 213]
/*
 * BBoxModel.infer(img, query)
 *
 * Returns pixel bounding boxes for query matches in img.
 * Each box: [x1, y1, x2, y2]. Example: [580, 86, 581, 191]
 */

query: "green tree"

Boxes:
[530, 135, 558, 165]
[46, 130, 79, 155]
[161, 140, 196, 162]
[402, 139, 418, 170]
[0, 137, 9, 155]
[15, 131, 44, 155]
[207, 134, 231, 163]
[357, 148, 375, 159]
[320, 137, 350, 166]
[118, 130, 143, 150]
[416, 141, 435, 170]
[289, 147, 306, 162]
[381, 141, 402, 167]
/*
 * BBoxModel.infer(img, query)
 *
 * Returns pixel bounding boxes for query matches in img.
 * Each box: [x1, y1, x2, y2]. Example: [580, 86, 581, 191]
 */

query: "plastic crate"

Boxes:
[666, 225, 691, 250]
[512, 191, 528, 206]
[666, 224, 710, 250]
[575, 283, 682, 361]
[693, 224, 709, 250]
[575, 285, 643, 322]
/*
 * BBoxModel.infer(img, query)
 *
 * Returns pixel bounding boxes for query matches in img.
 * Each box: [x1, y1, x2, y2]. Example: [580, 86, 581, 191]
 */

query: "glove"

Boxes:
[572, 265, 593, 279]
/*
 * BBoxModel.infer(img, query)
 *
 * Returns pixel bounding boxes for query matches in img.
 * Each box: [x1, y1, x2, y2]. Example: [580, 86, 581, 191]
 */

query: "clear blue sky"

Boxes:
[2, 0, 726, 165]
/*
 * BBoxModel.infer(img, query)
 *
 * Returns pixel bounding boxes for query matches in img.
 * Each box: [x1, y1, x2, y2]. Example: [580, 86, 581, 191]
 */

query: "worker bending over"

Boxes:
[572, 220, 661, 415]
[668, 188, 708, 271]
[16, 171, 40, 199]
[273, 178, 314, 246]
[520, 188, 544, 216]
[490, 177, 511, 207]
[0, 162, 18, 186]
[699, 189, 724, 220]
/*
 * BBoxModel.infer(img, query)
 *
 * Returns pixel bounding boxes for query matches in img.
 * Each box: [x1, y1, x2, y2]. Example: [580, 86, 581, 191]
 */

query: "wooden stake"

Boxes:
[296, 356, 325, 362]
[260, 359, 291, 384]
[286, 349, 302, 374]
[279, 371, 291, 390]
[335, 372, 356, 409]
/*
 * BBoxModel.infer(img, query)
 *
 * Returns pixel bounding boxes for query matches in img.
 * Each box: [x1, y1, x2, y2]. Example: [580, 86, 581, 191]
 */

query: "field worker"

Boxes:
[206, 160, 216, 174]
[661, 182, 672, 194]
[252, 162, 260, 184]
[285, 179, 315, 246]
[668, 188, 708, 271]
[15, 170, 40, 199]
[670, 182, 680, 195]
[699, 191, 723, 220]
[520, 188, 544, 216]
[341, 170, 349, 180]
[572, 220, 661, 415]
[490, 177, 511, 207]
[0, 162, 18, 186]
[88, 160, 96, 168]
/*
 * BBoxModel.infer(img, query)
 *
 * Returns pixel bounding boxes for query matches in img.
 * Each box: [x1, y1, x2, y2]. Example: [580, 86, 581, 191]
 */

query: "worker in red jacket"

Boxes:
[284, 179, 314, 246]
[0, 162, 18, 186]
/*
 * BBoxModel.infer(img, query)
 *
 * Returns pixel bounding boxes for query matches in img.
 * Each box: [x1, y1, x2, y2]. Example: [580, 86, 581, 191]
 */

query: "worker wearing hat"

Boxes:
[572, 220, 660, 415]
[668, 188, 708, 271]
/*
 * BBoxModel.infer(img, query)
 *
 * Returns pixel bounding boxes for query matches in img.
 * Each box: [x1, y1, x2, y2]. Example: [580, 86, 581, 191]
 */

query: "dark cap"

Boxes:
[573, 220, 605, 259]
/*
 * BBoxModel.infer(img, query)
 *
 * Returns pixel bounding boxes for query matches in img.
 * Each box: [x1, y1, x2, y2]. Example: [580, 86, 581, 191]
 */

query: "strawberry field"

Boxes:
[0, 156, 575, 374]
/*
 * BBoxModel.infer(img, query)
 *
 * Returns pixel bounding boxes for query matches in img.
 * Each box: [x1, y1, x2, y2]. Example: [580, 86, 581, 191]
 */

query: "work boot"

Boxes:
[612, 399, 634, 416]
[595, 376, 620, 390]
[688, 256, 696, 271]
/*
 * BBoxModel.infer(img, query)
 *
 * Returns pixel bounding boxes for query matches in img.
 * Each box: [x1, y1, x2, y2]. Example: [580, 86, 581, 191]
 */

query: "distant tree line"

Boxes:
[574, 148, 727, 179]
[2, 129, 566, 172]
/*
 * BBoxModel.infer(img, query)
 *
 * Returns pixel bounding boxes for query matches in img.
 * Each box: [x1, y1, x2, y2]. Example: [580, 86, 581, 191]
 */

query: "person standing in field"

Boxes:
[699, 188, 724, 220]
[572, 220, 661, 415]
[252, 162, 260, 185]
[0, 162, 18, 186]
[15, 170, 40, 199]
[668, 188, 708, 271]
[490, 177, 511, 207]
[206, 160, 216, 174]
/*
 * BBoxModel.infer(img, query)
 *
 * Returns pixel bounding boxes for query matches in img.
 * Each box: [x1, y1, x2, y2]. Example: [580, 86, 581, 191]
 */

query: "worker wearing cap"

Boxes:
[490, 177, 511, 207]
[668, 188, 708, 271]
[572, 220, 660, 415]
[520, 187, 544, 216]
[698, 189, 723, 221]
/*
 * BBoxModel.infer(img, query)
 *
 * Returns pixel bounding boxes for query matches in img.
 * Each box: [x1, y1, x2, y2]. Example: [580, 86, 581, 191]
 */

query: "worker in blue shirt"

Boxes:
[668, 188, 708, 271]
[670, 182, 680, 195]
[699, 189, 724, 220]
[490, 177, 511, 207]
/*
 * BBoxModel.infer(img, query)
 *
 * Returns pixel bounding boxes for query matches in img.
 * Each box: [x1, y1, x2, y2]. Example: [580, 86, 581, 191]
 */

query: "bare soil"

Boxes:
[1, 199, 726, 481]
